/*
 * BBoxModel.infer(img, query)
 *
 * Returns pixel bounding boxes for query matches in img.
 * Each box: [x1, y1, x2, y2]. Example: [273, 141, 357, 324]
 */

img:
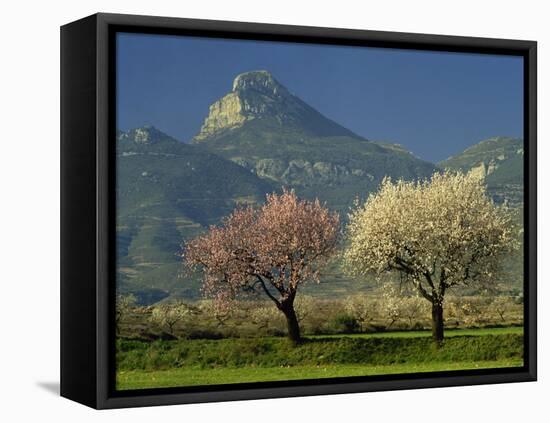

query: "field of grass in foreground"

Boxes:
[117, 359, 522, 390]
[116, 327, 523, 390]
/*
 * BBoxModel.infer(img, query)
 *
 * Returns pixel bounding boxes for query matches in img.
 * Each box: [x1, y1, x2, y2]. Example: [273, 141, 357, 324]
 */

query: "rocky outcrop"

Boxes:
[193, 92, 248, 141]
[118, 125, 169, 144]
[193, 71, 288, 141]
[439, 137, 524, 206]
[232, 70, 288, 97]
[469, 160, 498, 179]
[229, 156, 374, 187]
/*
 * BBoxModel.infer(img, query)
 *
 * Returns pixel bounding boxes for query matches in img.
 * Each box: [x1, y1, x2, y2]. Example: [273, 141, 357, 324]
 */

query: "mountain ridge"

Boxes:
[192, 70, 437, 214]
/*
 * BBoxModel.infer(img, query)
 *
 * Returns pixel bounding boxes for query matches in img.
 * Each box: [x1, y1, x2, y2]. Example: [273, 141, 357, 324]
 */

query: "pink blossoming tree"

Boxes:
[184, 190, 340, 344]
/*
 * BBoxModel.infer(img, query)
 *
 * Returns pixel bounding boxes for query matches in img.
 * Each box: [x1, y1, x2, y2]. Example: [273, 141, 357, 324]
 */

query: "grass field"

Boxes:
[117, 359, 522, 390]
[116, 327, 524, 390]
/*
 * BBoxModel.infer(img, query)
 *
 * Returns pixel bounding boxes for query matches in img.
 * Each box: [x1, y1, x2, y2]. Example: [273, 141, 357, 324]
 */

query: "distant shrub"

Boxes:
[186, 329, 225, 340]
[115, 293, 136, 334]
[331, 314, 360, 333]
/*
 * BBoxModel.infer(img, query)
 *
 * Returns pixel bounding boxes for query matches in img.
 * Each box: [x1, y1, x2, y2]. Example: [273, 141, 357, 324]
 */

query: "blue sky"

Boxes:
[117, 32, 523, 163]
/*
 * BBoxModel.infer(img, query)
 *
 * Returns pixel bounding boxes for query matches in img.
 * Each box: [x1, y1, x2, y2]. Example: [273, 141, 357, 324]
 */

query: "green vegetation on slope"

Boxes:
[116, 331, 523, 371]
[116, 126, 274, 300]
[439, 136, 524, 205]
[196, 119, 437, 215]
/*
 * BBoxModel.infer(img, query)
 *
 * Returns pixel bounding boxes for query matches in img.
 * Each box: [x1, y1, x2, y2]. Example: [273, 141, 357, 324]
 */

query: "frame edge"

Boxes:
[60, 14, 99, 409]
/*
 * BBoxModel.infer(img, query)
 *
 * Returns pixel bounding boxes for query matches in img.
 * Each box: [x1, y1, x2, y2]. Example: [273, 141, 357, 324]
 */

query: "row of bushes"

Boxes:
[117, 293, 523, 340]
[116, 333, 524, 371]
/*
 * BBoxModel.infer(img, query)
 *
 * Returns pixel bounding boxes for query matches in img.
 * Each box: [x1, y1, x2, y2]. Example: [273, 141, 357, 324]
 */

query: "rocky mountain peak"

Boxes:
[193, 70, 360, 142]
[232, 70, 287, 97]
[193, 70, 291, 142]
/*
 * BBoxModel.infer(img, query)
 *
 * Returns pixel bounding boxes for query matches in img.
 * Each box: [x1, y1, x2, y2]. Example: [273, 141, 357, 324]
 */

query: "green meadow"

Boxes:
[116, 328, 523, 390]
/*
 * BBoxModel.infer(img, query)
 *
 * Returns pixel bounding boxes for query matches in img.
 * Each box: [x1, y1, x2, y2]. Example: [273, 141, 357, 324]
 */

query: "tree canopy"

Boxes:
[344, 171, 518, 342]
[184, 189, 340, 343]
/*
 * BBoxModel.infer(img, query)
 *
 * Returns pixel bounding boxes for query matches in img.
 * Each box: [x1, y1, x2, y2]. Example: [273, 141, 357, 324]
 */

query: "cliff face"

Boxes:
[194, 71, 284, 141]
[193, 92, 247, 141]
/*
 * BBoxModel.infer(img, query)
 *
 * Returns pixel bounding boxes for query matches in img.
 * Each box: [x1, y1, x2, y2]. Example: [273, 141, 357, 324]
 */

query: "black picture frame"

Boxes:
[60, 12, 537, 409]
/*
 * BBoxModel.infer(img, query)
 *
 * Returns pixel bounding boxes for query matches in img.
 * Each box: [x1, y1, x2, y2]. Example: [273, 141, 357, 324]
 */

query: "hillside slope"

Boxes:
[439, 136, 524, 206]
[116, 126, 274, 302]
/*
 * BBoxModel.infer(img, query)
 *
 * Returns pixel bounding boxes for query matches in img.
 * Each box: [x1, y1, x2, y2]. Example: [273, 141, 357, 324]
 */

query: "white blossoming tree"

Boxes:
[344, 171, 518, 343]
[344, 294, 378, 332]
[115, 293, 136, 335]
[150, 302, 195, 337]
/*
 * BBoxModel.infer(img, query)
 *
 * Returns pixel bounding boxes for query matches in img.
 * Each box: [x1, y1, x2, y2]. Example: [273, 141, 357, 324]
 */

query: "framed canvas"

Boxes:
[60, 13, 537, 409]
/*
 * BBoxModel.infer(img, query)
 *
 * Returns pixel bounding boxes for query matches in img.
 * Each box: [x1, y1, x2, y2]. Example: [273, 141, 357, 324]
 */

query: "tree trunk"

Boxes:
[280, 303, 301, 344]
[431, 301, 444, 344]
